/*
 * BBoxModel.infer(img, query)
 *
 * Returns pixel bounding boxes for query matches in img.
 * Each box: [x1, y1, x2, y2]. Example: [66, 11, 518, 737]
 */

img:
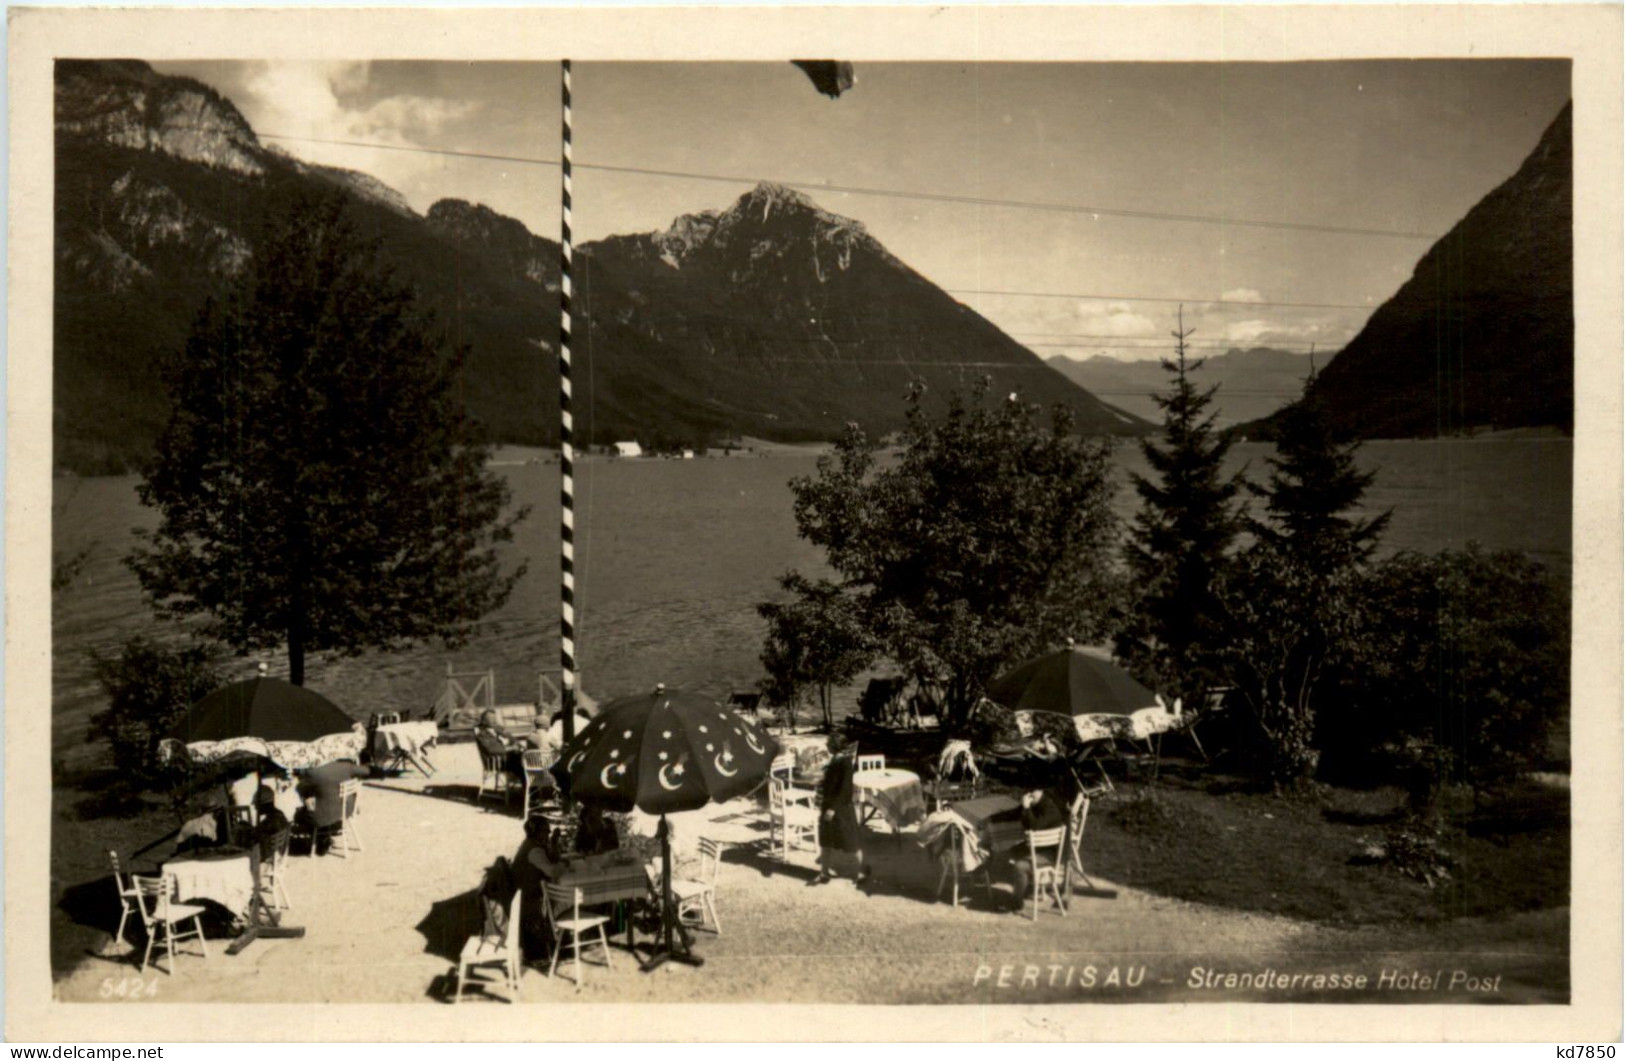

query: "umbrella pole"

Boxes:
[643, 815, 703, 971]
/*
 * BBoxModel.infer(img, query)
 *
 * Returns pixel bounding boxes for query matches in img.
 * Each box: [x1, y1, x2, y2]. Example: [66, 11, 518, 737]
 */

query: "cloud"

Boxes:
[1220, 287, 1265, 303]
[235, 62, 481, 211]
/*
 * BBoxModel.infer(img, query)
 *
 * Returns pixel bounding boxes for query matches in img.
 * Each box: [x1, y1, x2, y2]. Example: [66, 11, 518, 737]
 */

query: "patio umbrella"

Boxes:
[556, 683, 780, 968]
[986, 644, 1161, 746]
[162, 677, 366, 771]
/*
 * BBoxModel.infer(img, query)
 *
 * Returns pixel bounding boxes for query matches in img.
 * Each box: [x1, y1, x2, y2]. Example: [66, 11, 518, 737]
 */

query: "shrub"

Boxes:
[88, 635, 223, 786]
[1320, 543, 1568, 797]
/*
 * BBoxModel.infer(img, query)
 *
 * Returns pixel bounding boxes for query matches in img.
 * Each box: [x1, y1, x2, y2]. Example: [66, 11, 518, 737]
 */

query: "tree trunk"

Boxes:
[288, 623, 305, 686]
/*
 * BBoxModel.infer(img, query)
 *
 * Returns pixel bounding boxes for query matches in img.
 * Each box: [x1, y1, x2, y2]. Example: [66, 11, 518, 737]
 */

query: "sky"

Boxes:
[154, 60, 1570, 361]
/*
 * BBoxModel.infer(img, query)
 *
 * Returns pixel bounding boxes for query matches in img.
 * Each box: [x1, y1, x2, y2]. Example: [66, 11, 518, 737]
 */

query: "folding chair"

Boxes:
[769, 753, 815, 806]
[671, 837, 724, 935]
[1024, 827, 1069, 920]
[544, 883, 613, 990]
[106, 850, 143, 952]
[327, 779, 364, 857]
[455, 890, 522, 1002]
[258, 828, 293, 911]
[768, 779, 818, 861]
[1066, 793, 1096, 890]
[133, 876, 209, 973]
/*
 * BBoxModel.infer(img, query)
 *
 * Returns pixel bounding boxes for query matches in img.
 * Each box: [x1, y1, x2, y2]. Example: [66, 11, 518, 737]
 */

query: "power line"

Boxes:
[256, 130, 1440, 241]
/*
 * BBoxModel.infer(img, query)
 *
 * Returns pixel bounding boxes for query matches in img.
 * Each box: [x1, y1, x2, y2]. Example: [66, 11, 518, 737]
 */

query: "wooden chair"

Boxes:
[327, 779, 364, 857]
[1066, 793, 1096, 890]
[521, 749, 559, 819]
[855, 752, 886, 774]
[477, 744, 517, 806]
[544, 882, 613, 990]
[769, 753, 815, 806]
[258, 828, 293, 911]
[377, 711, 402, 726]
[768, 779, 819, 862]
[455, 890, 522, 1003]
[134, 876, 209, 973]
[106, 850, 143, 952]
[671, 837, 724, 935]
[1024, 827, 1070, 920]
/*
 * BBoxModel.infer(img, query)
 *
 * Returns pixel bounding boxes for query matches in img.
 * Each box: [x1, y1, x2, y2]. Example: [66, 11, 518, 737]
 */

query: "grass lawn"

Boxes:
[1085, 768, 1569, 926]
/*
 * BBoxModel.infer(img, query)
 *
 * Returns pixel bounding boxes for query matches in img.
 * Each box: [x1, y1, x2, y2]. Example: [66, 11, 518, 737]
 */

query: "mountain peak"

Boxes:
[736, 181, 818, 215]
[56, 59, 265, 178]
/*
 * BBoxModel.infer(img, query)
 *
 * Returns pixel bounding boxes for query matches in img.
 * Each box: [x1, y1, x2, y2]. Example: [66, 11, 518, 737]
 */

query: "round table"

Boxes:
[164, 849, 257, 917]
[853, 767, 928, 831]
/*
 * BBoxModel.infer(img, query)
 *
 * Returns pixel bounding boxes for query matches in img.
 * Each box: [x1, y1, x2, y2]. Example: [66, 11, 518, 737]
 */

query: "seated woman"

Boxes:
[1000, 786, 1068, 910]
[513, 815, 567, 959]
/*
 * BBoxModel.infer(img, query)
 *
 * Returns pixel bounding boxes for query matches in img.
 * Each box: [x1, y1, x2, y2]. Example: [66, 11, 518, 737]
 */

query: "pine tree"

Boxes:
[1249, 366, 1391, 574]
[1116, 310, 1244, 705]
[1223, 366, 1391, 787]
[129, 188, 528, 685]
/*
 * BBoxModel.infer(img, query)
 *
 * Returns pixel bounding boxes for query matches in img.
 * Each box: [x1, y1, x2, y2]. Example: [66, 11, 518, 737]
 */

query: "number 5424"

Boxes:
[99, 976, 158, 999]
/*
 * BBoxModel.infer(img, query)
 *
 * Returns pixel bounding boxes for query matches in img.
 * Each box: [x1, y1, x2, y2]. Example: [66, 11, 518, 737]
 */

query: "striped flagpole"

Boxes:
[558, 59, 578, 744]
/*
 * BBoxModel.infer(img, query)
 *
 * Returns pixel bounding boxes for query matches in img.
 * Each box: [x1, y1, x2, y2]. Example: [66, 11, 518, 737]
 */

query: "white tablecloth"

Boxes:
[166, 853, 256, 916]
[854, 768, 927, 830]
[374, 720, 439, 757]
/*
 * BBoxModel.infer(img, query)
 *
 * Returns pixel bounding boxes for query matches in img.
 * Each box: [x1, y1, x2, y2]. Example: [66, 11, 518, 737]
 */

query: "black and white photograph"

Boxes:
[7, 3, 1621, 1043]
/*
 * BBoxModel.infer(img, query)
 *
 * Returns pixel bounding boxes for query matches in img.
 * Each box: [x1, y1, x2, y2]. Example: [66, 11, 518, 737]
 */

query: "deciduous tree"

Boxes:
[785, 380, 1121, 731]
[758, 573, 876, 730]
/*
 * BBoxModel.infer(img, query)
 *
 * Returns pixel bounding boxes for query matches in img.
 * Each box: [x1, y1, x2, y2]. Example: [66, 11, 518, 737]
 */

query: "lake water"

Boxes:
[51, 438, 1572, 771]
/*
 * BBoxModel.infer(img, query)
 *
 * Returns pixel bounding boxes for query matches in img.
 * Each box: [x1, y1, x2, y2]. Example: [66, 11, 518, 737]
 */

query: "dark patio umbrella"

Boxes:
[169, 677, 356, 743]
[985, 644, 1159, 718]
[163, 677, 365, 770]
[556, 683, 780, 968]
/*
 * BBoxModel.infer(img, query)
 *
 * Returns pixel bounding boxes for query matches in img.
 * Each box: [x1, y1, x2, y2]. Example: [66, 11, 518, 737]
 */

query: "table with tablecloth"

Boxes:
[164, 849, 257, 918]
[915, 794, 1023, 906]
[553, 853, 655, 962]
[854, 767, 928, 831]
[373, 720, 439, 774]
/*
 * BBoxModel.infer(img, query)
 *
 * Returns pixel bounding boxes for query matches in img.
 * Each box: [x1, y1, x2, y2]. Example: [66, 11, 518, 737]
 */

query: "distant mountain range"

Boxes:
[53, 59, 1147, 475]
[1046, 346, 1333, 428]
[1249, 102, 1572, 439]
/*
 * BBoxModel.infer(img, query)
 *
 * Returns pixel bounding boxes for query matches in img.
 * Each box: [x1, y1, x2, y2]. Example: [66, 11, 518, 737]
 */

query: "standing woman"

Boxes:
[812, 736, 870, 886]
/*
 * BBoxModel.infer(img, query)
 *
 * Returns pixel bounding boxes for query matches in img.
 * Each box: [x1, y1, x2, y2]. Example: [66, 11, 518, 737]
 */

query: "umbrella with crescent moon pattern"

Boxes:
[557, 685, 781, 815]
[555, 684, 780, 969]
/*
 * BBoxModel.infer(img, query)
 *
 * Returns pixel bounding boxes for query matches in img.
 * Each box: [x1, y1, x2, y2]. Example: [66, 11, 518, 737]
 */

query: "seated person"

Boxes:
[251, 783, 292, 863]
[476, 711, 527, 777]
[575, 804, 619, 857]
[513, 815, 566, 959]
[296, 758, 370, 855]
[1003, 787, 1068, 909]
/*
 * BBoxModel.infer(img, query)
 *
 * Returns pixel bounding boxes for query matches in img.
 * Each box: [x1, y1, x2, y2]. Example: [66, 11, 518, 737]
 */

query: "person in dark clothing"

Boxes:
[476, 712, 527, 777]
[296, 759, 369, 855]
[811, 738, 868, 886]
[1005, 788, 1068, 910]
[575, 804, 619, 856]
[250, 783, 291, 863]
[513, 815, 566, 959]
